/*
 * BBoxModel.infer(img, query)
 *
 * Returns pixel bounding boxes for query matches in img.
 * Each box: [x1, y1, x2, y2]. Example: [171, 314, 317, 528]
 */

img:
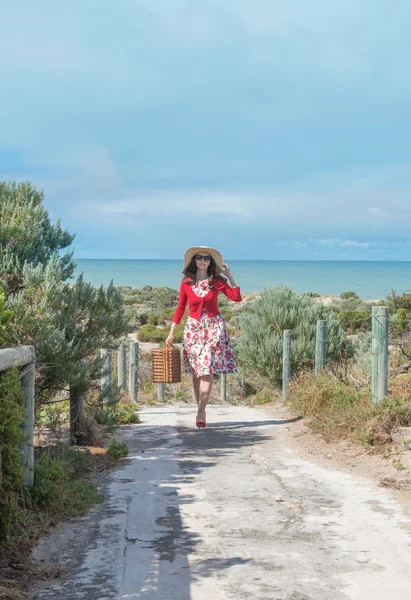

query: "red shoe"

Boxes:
[196, 420, 206, 428]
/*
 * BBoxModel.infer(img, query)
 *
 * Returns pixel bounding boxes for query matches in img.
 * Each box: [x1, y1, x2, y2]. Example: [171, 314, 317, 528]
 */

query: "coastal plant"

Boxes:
[8, 269, 129, 405]
[0, 368, 26, 542]
[288, 370, 411, 447]
[340, 291, 359, 300]
[338, 310, 372, 334]
[236, 286, 352, 381]
[0, 291, 13, 347]
[386, 290, 411, 371]
[106, 440, 129, 459]
[148, 313, 165, 326]
[127, 285, 179, 311]
[90, 391, 140, 429]
[0, 180, 75, 294]
[32, 444, 103, 515]
[1, 180, 130, 424]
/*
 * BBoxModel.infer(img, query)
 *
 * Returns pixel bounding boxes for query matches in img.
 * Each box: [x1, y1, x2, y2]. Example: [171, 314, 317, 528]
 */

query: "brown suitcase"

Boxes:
[151, 346, 182, 383]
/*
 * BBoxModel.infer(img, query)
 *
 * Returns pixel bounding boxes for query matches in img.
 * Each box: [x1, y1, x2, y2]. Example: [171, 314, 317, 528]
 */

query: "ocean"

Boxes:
[73, 260, 411, 300]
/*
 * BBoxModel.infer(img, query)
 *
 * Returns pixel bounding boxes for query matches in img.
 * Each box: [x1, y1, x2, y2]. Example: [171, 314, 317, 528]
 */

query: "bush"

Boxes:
[125, 286, 179, 311]
[236, 286, 352, 381]
[220, 309, 233, 322]
[0, 291, 13, 348]
[137, 324, 168, 343]
[137, 321, 186, 343]
[161, 307, 176, 320]
[339, 310, 372, 334]
[288, 371, 411, 446]
[0, 368, 26, 542]
[148, 313, 164, 326]
[90, 390, 140, 429]
[340, 291, 359, 300]
[32, 444, 103, 515]
[106, 440, 129, 459]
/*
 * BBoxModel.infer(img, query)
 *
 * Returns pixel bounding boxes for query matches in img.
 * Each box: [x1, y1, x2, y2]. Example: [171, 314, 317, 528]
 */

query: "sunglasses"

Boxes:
[195, 254, 211, 261]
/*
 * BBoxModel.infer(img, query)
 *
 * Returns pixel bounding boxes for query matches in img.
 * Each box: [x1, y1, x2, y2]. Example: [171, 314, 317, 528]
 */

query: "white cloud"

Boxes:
[369, 207, 391, 219]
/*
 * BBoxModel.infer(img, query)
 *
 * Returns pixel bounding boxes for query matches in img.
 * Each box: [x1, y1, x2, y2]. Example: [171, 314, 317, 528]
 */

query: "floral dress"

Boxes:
[183, 279, 237, 377]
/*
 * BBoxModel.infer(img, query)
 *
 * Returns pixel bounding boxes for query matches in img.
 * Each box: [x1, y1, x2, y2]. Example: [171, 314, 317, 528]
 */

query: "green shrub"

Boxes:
[124, 286, 179, 311]
[236, 286, 352, 380]
[90, 391, 139, 429]
[220, 309, 233, 322]
[148, 313, 164, 326]
[137, 324, 168, 342]
[340, 291, 359, 300]
[107, 440, 129, 459]
[0, 368, 26, 542]
[32, 445, 103, 515]
[0, 291, 13, 347]
[339, 310, 372, 334]
[161, 307, 176, 320]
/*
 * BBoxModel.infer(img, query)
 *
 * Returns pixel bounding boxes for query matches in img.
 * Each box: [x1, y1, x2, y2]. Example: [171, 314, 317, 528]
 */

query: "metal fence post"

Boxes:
[283, 330, 291, 401]
[158, 383, 165, 402]
[221, 373, 227, 401]
[100, 349, 112, 394]
[315, 320, 327, 375]
[129, 342, 139, 402]
[118, 343, 127, 391]
[372, 306, 389, 403]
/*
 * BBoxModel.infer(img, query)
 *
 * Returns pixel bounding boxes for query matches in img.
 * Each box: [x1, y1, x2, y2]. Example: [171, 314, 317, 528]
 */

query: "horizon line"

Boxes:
[75, 258, 411, 263]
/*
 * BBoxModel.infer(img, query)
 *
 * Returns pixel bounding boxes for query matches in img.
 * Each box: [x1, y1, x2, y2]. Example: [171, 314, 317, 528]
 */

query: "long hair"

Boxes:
[183, 255, 226, 287]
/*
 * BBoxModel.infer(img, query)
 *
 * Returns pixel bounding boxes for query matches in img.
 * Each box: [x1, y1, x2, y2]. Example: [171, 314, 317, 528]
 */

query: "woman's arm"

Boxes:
[218, 280, 242, 302]
[172, 280, 188, 324]
[166, 281, 188, 346]
[217, 264, 242, 302]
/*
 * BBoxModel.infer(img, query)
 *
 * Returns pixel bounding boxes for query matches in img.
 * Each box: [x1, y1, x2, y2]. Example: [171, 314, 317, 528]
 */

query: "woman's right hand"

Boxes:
[166, 331, 174, 347]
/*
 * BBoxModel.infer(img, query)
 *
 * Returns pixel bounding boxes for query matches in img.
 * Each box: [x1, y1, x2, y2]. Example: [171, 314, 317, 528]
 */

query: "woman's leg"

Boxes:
[197, 373, 213, 422]
[192, 375, 201, 405]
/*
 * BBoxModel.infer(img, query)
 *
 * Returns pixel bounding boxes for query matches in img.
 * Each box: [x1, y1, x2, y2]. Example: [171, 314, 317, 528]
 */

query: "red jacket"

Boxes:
[172, 277, 242, 324]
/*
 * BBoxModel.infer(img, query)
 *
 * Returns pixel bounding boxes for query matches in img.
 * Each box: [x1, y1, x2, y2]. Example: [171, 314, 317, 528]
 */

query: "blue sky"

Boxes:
[1, 1, 411, 260]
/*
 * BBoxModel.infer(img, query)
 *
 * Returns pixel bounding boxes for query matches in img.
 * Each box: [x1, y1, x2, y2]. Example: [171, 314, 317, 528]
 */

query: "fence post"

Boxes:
[20, 363, 35, 487]
[70, 387, 85, 445]
[129, 342, 139, 402]
[158, 383, 165, 402]
[118, 343, 127, 391]
[283, 330, 291, 401]
[221, 373, 227, 401]
[315, 320, 327, 375]
[100, 348, 112, 393]
[372, 306, 389, 403]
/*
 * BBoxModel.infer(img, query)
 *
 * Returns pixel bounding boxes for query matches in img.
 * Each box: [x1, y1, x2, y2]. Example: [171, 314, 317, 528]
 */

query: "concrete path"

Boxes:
[32, 405, 411, 600]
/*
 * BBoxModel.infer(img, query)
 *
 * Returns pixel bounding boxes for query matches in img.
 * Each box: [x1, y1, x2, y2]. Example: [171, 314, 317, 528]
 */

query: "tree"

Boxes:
[236, 286, 352, 380]
[8, 265, 129, 403]
[340, 291, 359, 300]
[0, 180, 75, 294]
[1, 180, 129, 406]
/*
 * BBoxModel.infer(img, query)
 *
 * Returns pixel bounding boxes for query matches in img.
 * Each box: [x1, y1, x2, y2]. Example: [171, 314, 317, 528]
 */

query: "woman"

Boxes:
[166, 246, 242, 428]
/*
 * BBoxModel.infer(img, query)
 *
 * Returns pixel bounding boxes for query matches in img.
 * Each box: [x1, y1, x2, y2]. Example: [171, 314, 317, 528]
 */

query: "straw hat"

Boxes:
[182, 246, 223, 274]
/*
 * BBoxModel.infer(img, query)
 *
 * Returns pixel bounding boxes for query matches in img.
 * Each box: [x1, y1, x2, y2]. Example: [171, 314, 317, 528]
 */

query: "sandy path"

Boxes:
[32, 404, 411, 600]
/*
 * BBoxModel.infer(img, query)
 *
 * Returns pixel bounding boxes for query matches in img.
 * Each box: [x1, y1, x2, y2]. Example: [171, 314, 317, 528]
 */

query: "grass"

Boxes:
[0, 441, 122, 600]
[287, 371, 411, 447]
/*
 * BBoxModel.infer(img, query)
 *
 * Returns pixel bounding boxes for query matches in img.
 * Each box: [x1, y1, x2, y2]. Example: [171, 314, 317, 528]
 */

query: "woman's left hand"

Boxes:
[221, 263, 232, 278]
